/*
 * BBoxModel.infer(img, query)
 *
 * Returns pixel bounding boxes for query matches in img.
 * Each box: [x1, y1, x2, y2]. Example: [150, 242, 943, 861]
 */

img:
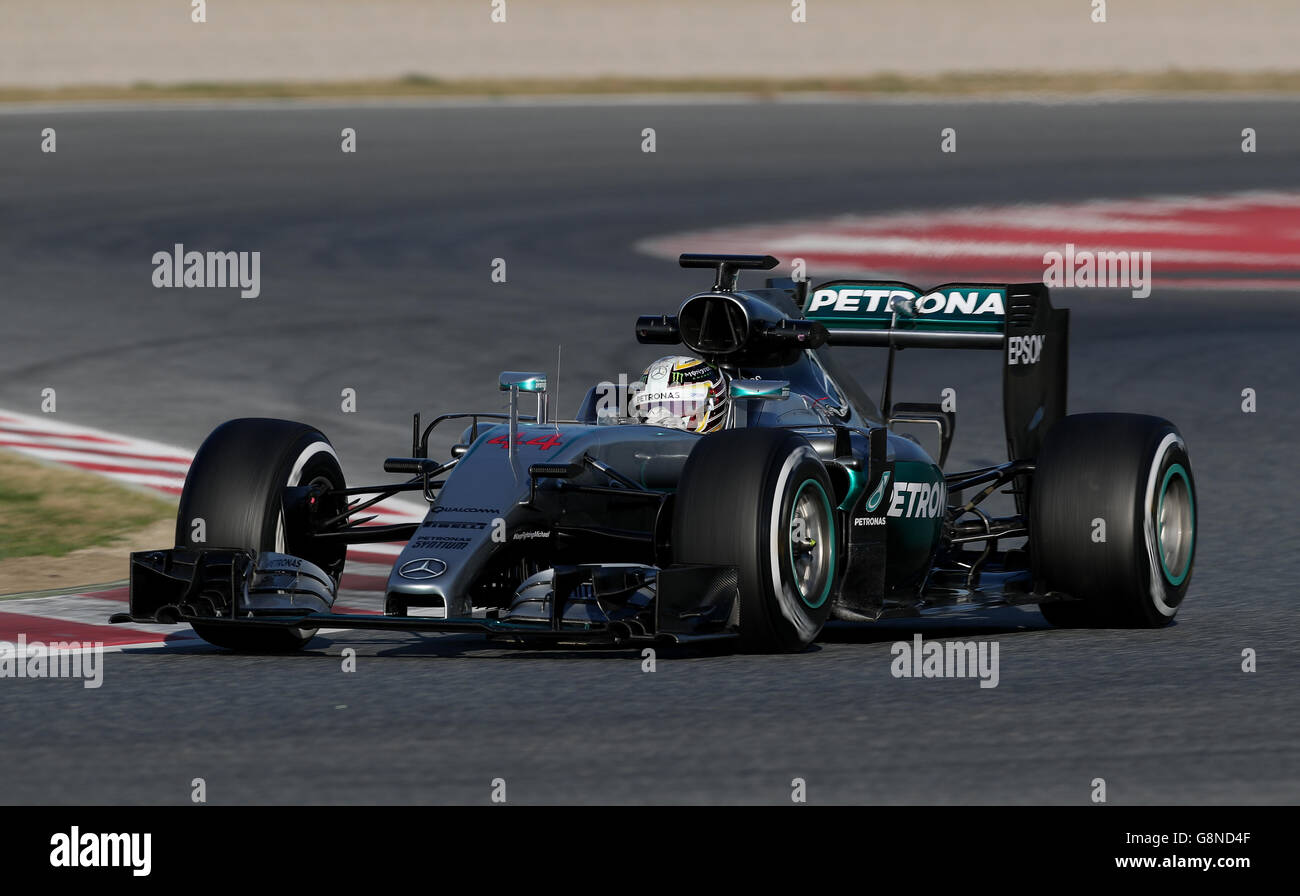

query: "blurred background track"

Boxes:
[5, 0, 1300, 86]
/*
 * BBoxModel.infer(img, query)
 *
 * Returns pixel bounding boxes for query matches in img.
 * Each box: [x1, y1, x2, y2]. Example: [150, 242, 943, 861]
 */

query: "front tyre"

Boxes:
[178, 418, 347, 652]
[673, 429, 837, 653]
[1032, 413, 1195, 628]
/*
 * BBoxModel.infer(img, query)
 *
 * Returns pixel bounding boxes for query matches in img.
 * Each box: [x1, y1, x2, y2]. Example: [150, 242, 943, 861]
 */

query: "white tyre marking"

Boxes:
[276, 441, 340, 553]
[768, 445, 822, 640]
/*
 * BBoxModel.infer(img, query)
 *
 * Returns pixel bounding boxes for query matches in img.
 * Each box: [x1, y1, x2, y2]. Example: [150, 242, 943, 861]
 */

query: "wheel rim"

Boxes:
[1156, 463, 1194, 586]
[788, 479, 834, 609]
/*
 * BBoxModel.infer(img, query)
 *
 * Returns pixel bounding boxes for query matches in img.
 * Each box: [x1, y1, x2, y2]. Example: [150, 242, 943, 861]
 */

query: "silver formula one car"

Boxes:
[116, 253, 1196, 653]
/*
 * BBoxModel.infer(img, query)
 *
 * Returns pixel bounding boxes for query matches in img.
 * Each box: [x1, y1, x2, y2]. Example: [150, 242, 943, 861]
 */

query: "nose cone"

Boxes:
[384, 422, 574, 617]
[387, 520, 497, 617]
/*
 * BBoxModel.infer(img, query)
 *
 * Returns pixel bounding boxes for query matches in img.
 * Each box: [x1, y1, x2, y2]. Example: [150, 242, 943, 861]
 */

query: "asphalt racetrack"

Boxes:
[1, 98, 1297, 803]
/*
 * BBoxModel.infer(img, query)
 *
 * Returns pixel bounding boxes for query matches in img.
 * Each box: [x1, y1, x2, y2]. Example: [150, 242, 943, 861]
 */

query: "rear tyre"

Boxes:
[179, 418, 347, 652]
[673, 429, 837, 652]
[1032, 413, 1195, 628]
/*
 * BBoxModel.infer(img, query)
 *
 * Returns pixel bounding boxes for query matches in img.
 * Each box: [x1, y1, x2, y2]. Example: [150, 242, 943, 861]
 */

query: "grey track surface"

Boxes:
[1, 99, 1297, 804]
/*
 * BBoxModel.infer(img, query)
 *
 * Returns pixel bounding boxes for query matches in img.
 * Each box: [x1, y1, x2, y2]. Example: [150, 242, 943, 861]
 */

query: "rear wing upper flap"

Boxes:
[805, 279, 1025, 347]
[804, 279, 1069, 475]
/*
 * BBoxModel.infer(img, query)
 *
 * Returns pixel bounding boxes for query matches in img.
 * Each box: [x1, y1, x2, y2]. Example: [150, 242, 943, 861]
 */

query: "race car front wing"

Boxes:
[113, 548, 742, 646]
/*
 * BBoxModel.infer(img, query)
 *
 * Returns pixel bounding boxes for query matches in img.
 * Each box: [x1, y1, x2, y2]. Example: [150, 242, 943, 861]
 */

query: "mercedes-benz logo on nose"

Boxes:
[398, 557, 447, 580]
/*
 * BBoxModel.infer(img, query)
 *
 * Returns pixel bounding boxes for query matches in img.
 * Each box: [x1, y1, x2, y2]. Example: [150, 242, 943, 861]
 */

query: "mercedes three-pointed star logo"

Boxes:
[398, 557, 447, 580]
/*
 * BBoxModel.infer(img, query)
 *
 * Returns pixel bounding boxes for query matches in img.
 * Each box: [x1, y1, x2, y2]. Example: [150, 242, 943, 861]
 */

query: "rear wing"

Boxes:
[805, 280, 1069, 470]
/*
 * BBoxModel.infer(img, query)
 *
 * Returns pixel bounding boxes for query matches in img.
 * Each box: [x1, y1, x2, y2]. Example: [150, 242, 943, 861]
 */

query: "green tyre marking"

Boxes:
[1157, 462, 1194, 586]
[789, 478, 835, 610]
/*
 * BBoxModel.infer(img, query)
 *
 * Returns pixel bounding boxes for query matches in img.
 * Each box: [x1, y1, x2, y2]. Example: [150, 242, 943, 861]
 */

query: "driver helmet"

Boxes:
[630, 356, 730, 432]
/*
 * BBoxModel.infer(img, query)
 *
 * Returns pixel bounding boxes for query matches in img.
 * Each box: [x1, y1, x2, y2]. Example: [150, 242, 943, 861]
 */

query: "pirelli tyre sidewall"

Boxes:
[178, 418, 346, 651]
[673, 428, 836, 653]
[1032, 413, 1196, 628]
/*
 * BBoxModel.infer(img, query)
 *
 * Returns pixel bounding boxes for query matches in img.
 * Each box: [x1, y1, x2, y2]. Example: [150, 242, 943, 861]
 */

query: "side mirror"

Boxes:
[500, 371, 549, 436]
[729, 379, 791, 401]
[499, 371, 548, 394]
